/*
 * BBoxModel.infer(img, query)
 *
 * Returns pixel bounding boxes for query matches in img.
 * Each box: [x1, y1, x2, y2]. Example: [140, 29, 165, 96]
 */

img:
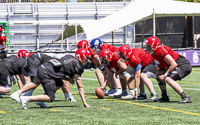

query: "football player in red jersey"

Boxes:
[90, 38, 123, 96]
[0, 27, 7, 59]
[98, 49, 129, 97]
[78, 39, 123, 96]
[118, 45, 158, 100]
[146, 36, 192, 103]
[77, 40, 101, 67]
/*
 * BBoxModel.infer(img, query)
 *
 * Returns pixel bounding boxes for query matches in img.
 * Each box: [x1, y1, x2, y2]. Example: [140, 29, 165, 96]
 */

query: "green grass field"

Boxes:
[1, 68, 200, 125]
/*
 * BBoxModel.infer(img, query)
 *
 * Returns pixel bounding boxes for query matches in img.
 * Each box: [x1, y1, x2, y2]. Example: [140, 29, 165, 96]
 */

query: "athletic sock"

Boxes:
[24, 96, 30, 102]
[64, 93, 69, 99]
[122, 89, 127, 92]
[68, 93, 73, 98]
[151, 91, 156, 95]
[16, 90, 22, 95]
[161, 90, 167, 97]
[129, 89, 134, 93]
[180, 91, 187, 99]
[24, 89, 34, 96]
[140, 92, 146, 96]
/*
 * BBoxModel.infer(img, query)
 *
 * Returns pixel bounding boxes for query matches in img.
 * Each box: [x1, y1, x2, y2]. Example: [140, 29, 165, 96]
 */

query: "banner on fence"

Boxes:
[175, 49, 200, 66]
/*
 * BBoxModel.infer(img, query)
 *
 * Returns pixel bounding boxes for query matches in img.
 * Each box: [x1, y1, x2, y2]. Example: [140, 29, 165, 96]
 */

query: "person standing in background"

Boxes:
[0, 27, 7, 59]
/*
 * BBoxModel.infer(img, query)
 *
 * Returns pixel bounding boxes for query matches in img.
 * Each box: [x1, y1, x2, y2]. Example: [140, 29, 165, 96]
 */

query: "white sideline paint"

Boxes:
[81, 78, 200, 91]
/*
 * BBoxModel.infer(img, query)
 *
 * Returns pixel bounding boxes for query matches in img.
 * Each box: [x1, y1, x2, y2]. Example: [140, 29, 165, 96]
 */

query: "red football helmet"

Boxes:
[146, 36, 160, 51]
[99, 49, 112, 63]
[75, 48, 91, 65]
[118, 45, 131, 60]
[77, 40, 90, 49]
[0, 27, 3, 32]
[17, 49, 29, 58]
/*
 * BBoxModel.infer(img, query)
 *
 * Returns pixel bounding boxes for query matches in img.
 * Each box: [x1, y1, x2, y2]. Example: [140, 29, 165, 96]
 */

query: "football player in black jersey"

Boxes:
[10, 52, 76, 108]
[20, 48, 91, 109]
[0, 54, 27, 96]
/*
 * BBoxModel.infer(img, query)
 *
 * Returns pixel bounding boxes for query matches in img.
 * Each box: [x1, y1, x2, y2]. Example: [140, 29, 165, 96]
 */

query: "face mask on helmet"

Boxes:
[146, 45, 153, 54]
[75, 54, 89, 65]
[146, 36, 160, 53]
[100, 56, 111, 65]
[75, 48, 91, 65]
[118, 51, 127, 61]
[99, 49, 112, 65]
[90, 38, 102, 53]
[118, 45, 131, 61]
[103, 59, 111, 65]
[93, 46, 100, 54]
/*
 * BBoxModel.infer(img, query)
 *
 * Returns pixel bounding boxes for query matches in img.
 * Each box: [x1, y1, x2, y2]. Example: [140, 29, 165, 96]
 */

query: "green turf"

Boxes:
[1, 69, 200, 125]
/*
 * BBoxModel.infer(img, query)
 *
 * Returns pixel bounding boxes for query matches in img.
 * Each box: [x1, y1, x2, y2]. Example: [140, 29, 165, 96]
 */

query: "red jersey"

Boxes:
[0, 36, 6, 44]
[129, 48, 153, 68]
[152, 45, 179, 69]
[107, 52, 120, 73]
[100, 44, 118, 52]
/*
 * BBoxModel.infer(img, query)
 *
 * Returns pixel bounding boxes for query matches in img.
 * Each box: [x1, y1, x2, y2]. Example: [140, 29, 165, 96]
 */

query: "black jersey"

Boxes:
[1, 56, 27, 75]
[42, 62, 66, 79]
[27, 53, 55, 76]
[40, 53, 55, 64]
[43, 55, 84, 79]
[60, 55, 84, 78]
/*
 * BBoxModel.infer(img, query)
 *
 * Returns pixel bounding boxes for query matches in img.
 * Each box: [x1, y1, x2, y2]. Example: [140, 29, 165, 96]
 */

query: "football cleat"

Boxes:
[108, 89, 122, 96]
[154, 96, 170, 102]
[20, 96, 28, 109]
[178, 97, 192, 103]
[66, 96, 77, 102]
[35, 102, 49, 108]
[145, 93, 158, 101]
[104, 88, 117, 96]
[10, 92, 20, 103]
[137, 94, 147, 100]
[121, 90, 135, 99]
[114, 90, 128, 98]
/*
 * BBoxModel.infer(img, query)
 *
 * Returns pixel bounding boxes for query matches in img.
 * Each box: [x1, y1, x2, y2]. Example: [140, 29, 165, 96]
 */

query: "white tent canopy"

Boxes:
[80, 0, 200, 41]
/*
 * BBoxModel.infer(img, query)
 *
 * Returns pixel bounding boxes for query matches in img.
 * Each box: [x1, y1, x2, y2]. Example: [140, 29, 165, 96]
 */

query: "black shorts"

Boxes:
[0, 72, 11, 86]
[30, 76, 39, 85]
[0, 62, 11, 86]
[162, 55, 192, 81]
[0, 51, 7, 59]
[175, 55, 192, 80]
[22, 68, 29, 77]
[37, 66, 63, 102]
[98, 63, 107, 72]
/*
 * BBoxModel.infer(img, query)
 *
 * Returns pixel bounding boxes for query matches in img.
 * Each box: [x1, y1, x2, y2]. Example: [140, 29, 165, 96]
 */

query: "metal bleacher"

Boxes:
[0, 2, 133, 53]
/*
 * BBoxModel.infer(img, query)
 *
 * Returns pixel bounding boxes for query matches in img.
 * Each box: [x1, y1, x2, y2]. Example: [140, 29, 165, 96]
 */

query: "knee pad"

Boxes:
[168, 73, 180, 81]
[156, 75, 166, 86]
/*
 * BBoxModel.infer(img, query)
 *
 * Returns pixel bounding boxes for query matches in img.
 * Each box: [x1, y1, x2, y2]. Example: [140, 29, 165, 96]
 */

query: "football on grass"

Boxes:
[95, 87, 104, 99]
